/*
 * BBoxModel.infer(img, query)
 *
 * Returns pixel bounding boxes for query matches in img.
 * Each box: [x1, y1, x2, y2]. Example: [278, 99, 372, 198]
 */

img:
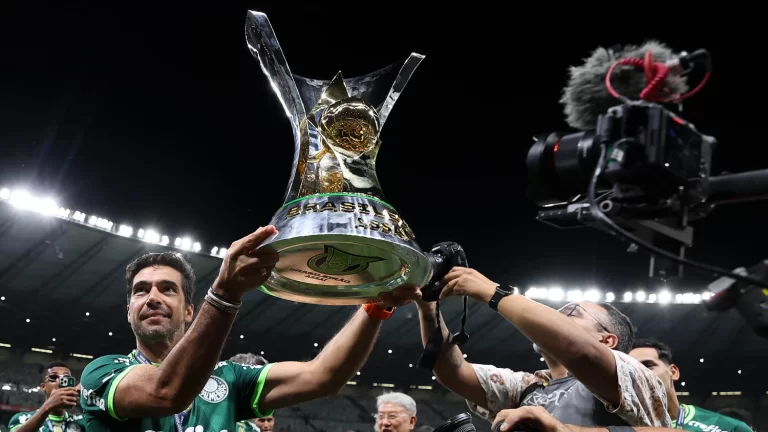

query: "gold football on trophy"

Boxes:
[319, 98, 380, 154]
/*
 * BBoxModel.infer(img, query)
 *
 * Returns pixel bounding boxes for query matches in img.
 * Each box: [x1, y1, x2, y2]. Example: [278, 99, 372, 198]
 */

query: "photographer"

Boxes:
[8, 361, 86, 432]
[416, 267, 669, 428]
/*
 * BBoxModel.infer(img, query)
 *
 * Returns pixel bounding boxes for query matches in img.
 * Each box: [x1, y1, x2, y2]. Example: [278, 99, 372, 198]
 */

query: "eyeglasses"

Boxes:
[558, 303, 611, 334]
[372, 413, 409, 422]
[46, 374, 71, 383]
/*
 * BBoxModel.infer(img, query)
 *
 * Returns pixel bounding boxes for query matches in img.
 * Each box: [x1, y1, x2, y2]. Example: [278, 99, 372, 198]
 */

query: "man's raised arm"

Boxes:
[440, 268, 622, 407]
[256, 286, 421, 412]
[415, 301, 488, 408]
[84, 226, 279, 419]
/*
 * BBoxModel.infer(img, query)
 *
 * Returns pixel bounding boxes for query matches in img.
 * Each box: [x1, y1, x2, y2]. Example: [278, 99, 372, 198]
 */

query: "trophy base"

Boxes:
[258, 193, 432, 305]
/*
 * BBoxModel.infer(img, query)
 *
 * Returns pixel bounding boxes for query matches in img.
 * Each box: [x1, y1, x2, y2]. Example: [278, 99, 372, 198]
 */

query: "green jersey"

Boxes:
[673, 404, 752, 432]
[79, 350, 274, 432]
[8, 410, 86, 432]
[235, 420, 261, 432]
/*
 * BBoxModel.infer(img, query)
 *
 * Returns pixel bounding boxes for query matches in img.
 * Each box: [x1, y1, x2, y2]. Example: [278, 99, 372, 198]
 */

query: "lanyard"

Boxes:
[45, 417, 66, 432]
[134, 351, 188, 432]
[676, 405, 686, 429]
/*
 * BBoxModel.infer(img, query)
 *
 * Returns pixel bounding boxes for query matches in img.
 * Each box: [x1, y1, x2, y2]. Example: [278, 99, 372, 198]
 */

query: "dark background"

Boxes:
[2, 5, 764, 291]
[1, 1, 767, 397]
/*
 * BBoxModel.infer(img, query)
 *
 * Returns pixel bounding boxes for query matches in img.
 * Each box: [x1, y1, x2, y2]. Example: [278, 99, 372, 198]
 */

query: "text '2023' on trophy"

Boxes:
[245, 11, 432, 305]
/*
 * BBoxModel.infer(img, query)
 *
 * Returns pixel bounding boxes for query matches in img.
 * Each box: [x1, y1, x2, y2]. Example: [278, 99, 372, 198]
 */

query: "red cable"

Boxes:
[605, 51, 710, 103]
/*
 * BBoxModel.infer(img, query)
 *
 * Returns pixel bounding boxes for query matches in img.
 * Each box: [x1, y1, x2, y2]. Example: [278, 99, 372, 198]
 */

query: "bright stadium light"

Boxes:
[0, 185, 221, 259]
[0, 185, 732, 305]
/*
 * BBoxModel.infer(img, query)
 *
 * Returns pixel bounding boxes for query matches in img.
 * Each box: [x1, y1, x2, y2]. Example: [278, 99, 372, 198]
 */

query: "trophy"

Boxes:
[245, 11, 433, 305]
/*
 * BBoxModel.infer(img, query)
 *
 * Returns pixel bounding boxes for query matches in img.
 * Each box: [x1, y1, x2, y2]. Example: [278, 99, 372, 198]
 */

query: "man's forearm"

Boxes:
[416, 302, 488, 408]
[13, 408, 51, 432]
[417, 302, 468, 374]
[495, 295, 610, 370]
[142, 300, 238, 413]
[310, 307, 382, 390]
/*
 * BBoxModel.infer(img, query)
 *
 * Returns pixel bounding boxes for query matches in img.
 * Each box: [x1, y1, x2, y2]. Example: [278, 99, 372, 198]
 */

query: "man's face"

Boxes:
[127, 265, 193, 344]
[376, 402, 416, 432]
[629, 347, 679, 391]
[558, 302, 619, 349]
[255, 416, 275, 432]
[40, 366, 71, 398]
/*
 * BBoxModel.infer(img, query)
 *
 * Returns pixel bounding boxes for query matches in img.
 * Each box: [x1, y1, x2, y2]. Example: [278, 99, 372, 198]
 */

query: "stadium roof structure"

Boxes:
[1, 188, 767, 395]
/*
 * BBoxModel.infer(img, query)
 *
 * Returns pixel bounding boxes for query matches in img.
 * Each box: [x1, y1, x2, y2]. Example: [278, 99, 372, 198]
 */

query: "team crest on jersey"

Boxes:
[199, 376, 229, 403]
[66, 423, 83, 432]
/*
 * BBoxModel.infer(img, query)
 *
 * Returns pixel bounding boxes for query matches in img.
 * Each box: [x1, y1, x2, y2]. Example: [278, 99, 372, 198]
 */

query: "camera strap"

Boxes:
[417, 297, 469, 370]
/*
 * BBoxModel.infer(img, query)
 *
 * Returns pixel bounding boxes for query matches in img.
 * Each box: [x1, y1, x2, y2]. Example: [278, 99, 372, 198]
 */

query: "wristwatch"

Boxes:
[488, 284, 516, 311]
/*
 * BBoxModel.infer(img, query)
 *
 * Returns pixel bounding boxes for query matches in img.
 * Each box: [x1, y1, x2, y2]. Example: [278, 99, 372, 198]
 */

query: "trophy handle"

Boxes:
[377, 53, 425, 125]
[245, 11, 306, 142]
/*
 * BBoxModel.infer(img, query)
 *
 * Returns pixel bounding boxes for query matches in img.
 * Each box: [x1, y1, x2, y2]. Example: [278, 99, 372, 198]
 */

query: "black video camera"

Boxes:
[421, 242, 468, 302]
[528, 101, 715, 213]
[527, 100, 718, 280]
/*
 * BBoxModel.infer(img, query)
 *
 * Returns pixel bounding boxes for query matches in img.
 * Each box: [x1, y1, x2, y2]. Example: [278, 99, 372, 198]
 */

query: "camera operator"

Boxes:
[7, 361, 87, 432]
[492, 406, 676, 432]
[416, 267, 669, 428]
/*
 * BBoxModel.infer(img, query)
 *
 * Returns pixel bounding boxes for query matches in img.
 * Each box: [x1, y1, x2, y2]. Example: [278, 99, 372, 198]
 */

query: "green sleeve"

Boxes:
[7, 411, 30, 432]
[72, 414, 88, 430]
[229, 361, 274, 420]
[80, 355, 137, 423]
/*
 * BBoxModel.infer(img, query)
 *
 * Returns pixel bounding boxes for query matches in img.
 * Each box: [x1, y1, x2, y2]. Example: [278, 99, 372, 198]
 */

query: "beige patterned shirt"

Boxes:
[466, 350, 671, 427]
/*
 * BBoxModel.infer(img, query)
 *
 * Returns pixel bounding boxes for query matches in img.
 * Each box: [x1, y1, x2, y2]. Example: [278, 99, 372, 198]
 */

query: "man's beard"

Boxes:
[131, 320, 181, 345]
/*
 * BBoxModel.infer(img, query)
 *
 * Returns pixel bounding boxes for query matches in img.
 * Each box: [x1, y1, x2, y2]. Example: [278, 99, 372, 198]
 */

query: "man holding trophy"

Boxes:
[78, 9, 460, 432]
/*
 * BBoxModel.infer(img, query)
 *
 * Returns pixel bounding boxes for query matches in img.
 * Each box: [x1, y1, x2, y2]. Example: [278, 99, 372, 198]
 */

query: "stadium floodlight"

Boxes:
[0, 185, 226, 258]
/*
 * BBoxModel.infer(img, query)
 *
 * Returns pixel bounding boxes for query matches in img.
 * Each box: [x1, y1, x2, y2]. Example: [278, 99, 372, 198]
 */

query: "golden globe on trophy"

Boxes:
[245, 11, 434, 305]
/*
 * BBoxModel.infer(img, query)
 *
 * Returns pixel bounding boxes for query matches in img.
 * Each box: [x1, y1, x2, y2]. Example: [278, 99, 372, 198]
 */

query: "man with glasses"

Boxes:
[415, 267, 670, 429]
[374, 392, 418, 432]
[8, 361, 86, 432]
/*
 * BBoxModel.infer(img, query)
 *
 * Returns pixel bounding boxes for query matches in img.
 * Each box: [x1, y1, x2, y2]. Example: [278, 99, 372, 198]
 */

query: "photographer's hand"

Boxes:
[377, 284, 422, 307]
[492, 407, 573, 432]
[439, 267, 497, 302]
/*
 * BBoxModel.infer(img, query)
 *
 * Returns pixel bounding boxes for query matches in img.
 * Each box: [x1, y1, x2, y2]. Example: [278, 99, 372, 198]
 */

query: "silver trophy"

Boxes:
[245, 11, 433, 305]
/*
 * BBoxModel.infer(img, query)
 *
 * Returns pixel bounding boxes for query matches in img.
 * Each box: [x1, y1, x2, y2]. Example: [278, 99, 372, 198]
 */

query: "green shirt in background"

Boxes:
[8, 410, 86, 432]
[673, 404, 753, 432]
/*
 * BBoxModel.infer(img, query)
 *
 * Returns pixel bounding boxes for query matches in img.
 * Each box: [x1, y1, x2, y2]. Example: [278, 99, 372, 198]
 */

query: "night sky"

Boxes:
[2, 4, 765, 293]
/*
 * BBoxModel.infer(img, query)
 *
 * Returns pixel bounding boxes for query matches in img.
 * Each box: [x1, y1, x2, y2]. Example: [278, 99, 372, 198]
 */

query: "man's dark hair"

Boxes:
[125, 252, 196, 305]
[597, 302, 635, 353]
[41, 361, 70, 381]
[230, 353, 268, 366]
[718, 408, 752, 426]
[632, 338, 673, 364]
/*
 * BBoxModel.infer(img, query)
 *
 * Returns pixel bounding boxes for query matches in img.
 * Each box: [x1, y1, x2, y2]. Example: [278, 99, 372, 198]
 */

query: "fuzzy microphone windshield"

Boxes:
[560, 40, 689, 131]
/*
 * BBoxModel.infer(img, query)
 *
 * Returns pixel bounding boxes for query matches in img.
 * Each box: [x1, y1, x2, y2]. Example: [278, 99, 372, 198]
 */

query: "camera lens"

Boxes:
[526, 130, 602, 207]
[432, 413, 476, 432]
